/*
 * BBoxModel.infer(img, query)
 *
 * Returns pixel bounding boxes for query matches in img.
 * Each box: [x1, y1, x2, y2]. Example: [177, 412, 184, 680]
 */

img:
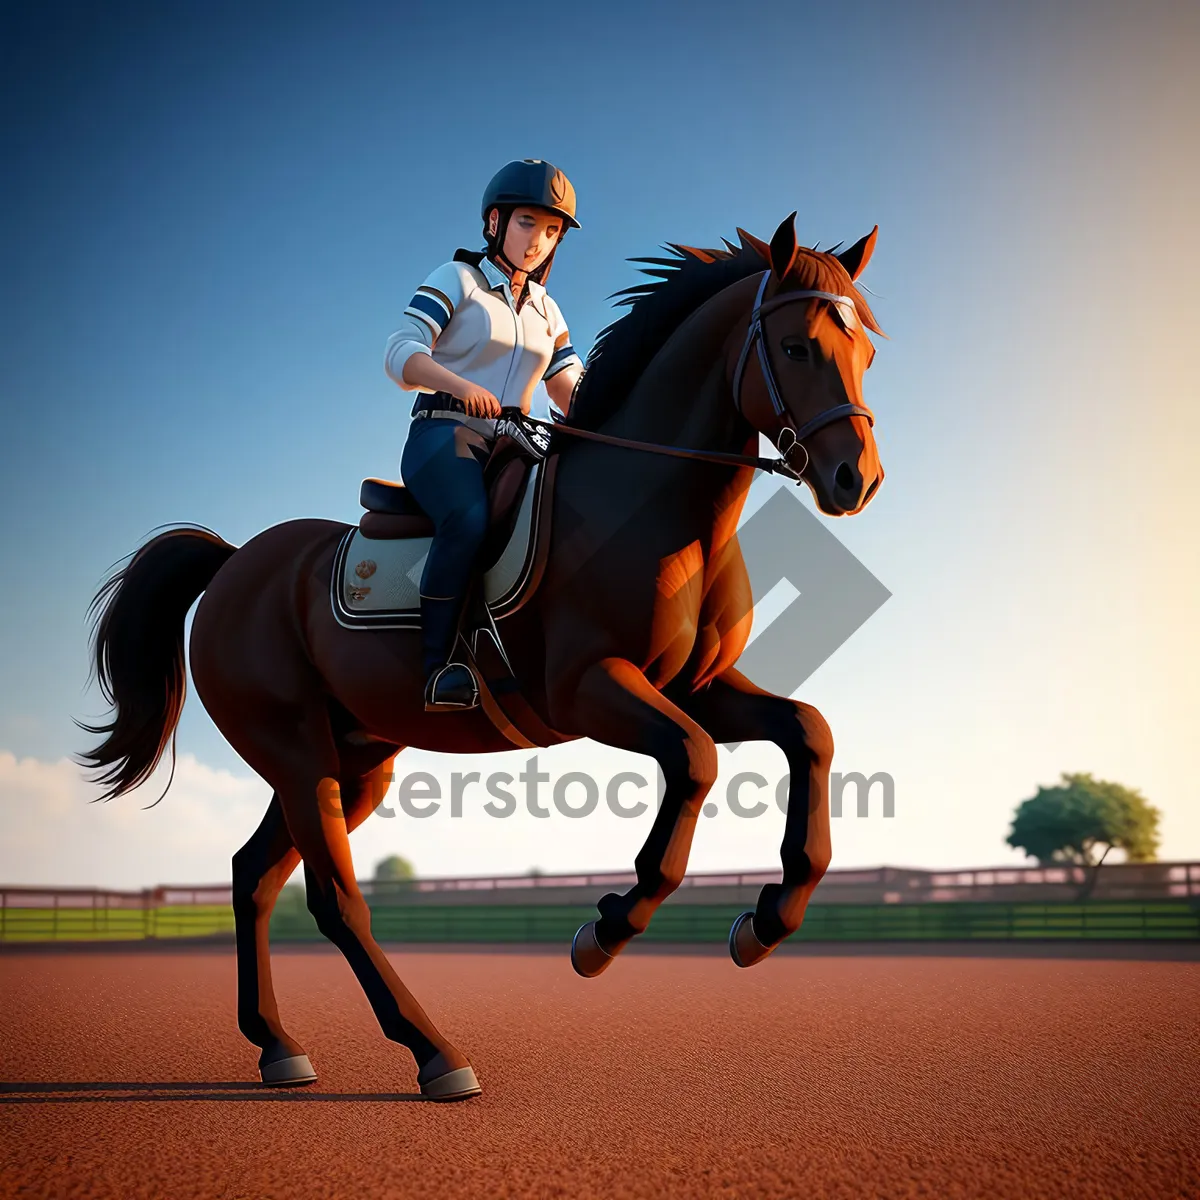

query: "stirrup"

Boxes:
[424, 662, 480, 712]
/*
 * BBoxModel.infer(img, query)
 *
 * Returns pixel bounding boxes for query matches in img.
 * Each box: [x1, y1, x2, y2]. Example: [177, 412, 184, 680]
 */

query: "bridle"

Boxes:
[525, 269, 875, 481]
[730, 270, 875, 478]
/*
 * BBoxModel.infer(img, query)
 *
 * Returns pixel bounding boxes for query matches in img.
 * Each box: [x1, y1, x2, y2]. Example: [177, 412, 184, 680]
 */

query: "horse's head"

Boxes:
[728, 214, 884, 516]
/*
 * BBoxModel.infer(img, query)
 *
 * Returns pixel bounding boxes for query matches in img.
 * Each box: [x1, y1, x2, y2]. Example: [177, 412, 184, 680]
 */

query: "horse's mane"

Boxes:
[570, 227, 881, 430]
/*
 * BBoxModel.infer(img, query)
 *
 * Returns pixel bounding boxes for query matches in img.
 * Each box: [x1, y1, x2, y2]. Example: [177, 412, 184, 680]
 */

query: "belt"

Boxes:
[411, 391, 466, 417]
[410, 391, 497, 439]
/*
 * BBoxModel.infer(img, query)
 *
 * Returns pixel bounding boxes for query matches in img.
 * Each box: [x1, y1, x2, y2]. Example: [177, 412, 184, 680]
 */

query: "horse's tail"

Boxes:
[76, 525, 238, 803]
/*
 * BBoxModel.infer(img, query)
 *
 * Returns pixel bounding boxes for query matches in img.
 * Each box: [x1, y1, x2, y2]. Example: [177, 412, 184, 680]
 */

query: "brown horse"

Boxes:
[79, 213, 884, 1099]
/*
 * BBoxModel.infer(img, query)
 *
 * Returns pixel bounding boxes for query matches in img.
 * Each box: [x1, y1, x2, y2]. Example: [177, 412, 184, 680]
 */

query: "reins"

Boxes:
[523, 416, 806, 480]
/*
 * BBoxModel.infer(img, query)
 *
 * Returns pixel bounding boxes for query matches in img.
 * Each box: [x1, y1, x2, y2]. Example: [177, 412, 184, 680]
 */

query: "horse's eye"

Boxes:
[784, 342, 810, 362]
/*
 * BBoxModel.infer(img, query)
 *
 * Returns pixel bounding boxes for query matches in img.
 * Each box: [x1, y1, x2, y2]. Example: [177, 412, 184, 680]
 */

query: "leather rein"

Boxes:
[526, 271, 875, 482]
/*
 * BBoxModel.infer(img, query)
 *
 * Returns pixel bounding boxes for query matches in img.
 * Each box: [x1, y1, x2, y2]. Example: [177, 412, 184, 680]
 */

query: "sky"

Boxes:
[1, 0, 1198, 889]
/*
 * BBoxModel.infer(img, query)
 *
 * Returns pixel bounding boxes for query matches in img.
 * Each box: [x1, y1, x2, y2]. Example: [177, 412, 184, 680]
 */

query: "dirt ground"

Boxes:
[1, 945, 1197, 1199]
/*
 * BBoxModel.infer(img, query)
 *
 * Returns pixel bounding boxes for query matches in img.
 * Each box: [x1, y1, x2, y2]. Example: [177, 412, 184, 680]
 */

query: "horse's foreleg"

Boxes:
[558, 656, 719, 976]
[677, 667, 833, 964]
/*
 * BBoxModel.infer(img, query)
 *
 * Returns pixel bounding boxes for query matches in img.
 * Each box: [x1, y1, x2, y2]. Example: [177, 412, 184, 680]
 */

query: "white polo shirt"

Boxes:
[385, 255, 583, 434]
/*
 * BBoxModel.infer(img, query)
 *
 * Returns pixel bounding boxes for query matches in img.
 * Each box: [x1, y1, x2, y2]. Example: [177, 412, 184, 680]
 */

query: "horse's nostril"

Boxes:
[835, 462, 856, 492]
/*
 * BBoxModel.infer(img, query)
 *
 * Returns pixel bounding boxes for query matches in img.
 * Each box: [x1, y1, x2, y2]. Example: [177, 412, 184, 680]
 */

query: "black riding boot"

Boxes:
[419, 593, 480, 712]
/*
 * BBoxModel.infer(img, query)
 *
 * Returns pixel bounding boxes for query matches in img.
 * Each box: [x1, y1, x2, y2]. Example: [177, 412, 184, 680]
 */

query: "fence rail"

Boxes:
[2, 861, 1198, 944]
[3, 859, 1197, 913]
[2, 901, 1196, 945]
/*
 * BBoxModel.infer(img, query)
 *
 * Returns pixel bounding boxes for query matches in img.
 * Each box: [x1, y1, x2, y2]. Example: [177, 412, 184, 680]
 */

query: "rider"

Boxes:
[385, 159, 585, 712]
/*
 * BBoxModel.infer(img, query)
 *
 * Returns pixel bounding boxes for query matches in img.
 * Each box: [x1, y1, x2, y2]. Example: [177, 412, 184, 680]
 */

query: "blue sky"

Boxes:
[2, 0, 1197, 886]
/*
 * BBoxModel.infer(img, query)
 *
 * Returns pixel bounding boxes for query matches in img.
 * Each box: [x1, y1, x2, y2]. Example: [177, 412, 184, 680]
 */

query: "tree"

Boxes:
[373, 855, 416, 882]
[1006, 773, 1160, 893]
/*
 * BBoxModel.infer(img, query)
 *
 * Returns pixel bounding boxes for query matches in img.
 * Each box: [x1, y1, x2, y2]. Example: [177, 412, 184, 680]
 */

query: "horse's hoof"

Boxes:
[571, 921, 615, 978]
[729, 910, 778, 969]
[259, 1053, 317, 1086]
[418, 1055, 482, 1102]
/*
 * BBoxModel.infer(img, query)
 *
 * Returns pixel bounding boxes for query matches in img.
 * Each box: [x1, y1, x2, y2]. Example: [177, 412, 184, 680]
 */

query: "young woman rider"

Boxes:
[384, 159, 584, 711]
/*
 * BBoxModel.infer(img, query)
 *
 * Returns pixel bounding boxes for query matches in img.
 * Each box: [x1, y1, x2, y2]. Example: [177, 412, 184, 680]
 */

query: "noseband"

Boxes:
[731, 271, 875, 476]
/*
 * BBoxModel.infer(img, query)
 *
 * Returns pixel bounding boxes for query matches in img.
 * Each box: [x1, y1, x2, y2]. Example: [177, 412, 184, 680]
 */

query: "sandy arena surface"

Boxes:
[1, 946, 1197, 1199]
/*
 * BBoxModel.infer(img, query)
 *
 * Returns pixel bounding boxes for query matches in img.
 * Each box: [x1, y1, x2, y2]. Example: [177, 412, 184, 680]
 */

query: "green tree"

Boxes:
[1007, 773, 1160, 891]
[373, 854, 416, 882]
[275, 881, 308, 915]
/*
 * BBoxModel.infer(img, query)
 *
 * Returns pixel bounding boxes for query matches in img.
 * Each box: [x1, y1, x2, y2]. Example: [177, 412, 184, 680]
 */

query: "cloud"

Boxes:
[0, 741, 816, 889]
[0, 749, 270, 889]
[16, 732, 1181, 894]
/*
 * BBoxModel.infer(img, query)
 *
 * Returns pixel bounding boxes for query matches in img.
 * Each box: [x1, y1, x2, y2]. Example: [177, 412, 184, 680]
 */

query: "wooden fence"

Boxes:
[3, 861, 1198, 944]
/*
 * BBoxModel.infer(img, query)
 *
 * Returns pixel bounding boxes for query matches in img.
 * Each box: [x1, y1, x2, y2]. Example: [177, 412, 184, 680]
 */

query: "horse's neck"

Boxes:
[601, 271, 763, 546]
[604, 272, 761, 442]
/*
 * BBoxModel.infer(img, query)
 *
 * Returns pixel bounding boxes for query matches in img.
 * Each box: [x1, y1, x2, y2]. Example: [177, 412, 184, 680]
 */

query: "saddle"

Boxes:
[358, 431, 534, 570]
[333, 417, 566, 748]
[332, 421, 555, 630]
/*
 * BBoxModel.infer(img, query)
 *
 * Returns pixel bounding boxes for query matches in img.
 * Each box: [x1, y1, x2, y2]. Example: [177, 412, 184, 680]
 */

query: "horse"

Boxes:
[78, 213, 885, 1099]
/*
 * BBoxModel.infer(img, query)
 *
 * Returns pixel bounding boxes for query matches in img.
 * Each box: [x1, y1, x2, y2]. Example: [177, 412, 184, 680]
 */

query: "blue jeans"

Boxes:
[399, 416, 491, 602]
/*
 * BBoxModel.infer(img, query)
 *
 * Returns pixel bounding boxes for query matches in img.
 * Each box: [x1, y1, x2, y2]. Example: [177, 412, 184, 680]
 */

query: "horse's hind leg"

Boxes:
[231, 752, 399, 1085]
[264, 706, 478, 1098]
[231, 792, 309, 1083]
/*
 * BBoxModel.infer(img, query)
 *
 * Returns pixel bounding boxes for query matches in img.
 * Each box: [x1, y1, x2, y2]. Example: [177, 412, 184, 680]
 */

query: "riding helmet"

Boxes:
[481, 159, 581, 230]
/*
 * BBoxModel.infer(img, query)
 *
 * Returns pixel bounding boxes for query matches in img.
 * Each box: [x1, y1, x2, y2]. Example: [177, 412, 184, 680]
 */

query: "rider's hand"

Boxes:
[459, 384, 501, 419]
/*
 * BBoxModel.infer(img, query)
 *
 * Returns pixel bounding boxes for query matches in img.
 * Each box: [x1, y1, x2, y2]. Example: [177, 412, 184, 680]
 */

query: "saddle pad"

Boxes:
[331, 461, 543, 630]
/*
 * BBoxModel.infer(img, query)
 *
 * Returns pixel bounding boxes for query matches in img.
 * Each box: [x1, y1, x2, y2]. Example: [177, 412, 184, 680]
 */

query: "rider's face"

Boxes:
[493, 206, 563, 271]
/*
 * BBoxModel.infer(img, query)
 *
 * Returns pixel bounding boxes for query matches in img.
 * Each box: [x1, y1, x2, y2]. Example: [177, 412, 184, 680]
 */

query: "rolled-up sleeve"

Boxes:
[542, 299, 584, 382]
[384, 262, 465, 391]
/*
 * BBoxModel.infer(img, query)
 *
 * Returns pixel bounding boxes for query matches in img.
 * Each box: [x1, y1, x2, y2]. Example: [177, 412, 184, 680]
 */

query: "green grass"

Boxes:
[3, 899, 1197, 944]
[0, 905, 235, 942]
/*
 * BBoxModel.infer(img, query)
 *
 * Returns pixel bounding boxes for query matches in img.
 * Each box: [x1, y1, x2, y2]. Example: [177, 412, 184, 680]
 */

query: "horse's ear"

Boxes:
[836, 226, 878, 281]
[769, 212, 800, 281]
